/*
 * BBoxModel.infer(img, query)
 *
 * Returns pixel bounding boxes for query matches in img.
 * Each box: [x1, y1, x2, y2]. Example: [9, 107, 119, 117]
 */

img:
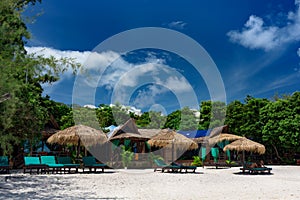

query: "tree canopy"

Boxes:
[0, 0, 80, 155]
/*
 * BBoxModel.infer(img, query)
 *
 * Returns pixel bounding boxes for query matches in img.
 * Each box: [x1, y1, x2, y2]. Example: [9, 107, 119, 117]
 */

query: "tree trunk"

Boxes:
[271, 143, 283, 162]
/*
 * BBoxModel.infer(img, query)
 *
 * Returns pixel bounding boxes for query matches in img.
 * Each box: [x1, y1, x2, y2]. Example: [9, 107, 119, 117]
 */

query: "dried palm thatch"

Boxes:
[223, 137, 265, 154]
[138, 129, 160, 139]
[148, 129, 198, 150]
[208, 125, 228, 138]
[109, 133, 148, 140]
[193, 136, 209, 144]
[109, 118, 149, 141]
[208, 133, 243, 145]
[47, 125, 108, 147]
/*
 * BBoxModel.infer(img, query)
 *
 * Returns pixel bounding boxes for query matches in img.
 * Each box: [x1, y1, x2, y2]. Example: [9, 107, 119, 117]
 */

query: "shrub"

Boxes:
[191, 156, 202, 167]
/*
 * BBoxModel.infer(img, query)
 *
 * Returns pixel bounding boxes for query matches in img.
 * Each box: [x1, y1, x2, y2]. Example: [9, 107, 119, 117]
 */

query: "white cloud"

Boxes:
[25, 46, 121, 90]
[227, 1, 300, 51]
[164, 76, 192, 93]
[25, 46, 120, 72]
[228, 15, 279, 51]
[168, 21, 187, 30]
[132, 85, 167, 109]
[109, 60, 192, 107]
[297, 47, 300, 57]
[26, 46, 197, 110]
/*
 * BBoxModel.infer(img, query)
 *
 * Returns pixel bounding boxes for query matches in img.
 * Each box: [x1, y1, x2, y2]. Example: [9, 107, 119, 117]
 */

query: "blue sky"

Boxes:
[24, 0, 300, 113]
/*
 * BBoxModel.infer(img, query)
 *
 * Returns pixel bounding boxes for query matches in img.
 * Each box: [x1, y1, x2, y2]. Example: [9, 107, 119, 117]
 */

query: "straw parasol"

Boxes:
[47, 125, 108, 158]
[208, 133, 243, 146]
[223, 137, 265, 164]
[47, 125, 108, 147]
[148, 129, 198, 150]
[223, 137, 265, 154]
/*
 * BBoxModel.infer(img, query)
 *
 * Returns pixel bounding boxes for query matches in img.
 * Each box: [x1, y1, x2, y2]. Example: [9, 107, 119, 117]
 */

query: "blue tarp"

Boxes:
[177, 129, 211, 138]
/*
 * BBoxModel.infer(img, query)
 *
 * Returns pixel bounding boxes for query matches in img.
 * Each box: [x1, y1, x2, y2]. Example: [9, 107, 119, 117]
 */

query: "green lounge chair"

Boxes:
[239, 162, 272, 174]
[153, 159, 181, 173]
[57, 156, 80, 173]
[0, 156, 10, 174]
[240, 166, 272, 174]
[250, 167, 272, 174]
[82, 156, 107, 173]
[23, 156, 48, 174]
[172, 162, 197, 173]
[40, 156, 64, 174]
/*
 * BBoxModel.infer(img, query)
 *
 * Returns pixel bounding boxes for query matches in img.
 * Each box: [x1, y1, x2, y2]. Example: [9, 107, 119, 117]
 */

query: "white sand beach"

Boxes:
[0, 166, 299, 200]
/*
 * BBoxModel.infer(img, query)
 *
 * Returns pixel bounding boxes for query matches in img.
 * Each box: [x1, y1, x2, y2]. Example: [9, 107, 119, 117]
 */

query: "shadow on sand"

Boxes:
[233, 171, 273, 176]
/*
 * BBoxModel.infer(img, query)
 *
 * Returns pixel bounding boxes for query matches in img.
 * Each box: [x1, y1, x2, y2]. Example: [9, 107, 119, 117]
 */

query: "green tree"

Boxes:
[261, 92, 300, 161]
[73, 107, 100, 129]
[136, 112, 151, 127]
[178, 107, 198, 130]
[225, 97, 269, 142]
[198, 101, 226, 130]
[96, 104, 116, 129]
[0, 0, 80, 155]
[241, 96, 269, 142]
[136, 111, 166, 129]
[225, 100, 245, 135]
[163, 110, 181, 130]
[110, 103, 131, 125]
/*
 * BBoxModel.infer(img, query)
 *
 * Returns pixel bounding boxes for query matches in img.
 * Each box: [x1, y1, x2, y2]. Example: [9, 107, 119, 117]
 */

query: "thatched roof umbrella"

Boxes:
[208, 133, 243, 146]
[223, 137, 265, 164]
[223, 137, 265, 154]
[47, 125, 108, 157]
[148, 129, 198, 150]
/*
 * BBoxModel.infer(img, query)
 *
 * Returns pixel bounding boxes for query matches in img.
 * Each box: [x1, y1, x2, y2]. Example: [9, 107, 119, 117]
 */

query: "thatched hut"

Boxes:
[109, 118, 150, 153]
[147, 129, 198, 162]
[148, 129, 198, 150]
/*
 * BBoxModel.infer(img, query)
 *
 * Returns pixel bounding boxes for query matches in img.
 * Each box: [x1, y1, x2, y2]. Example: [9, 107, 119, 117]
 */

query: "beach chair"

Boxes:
[153, 159, 181, 173]
[82, 156, 107, 173]
[172, 162, 197, 173]
[40, 156, 64, 174]
[0, 156, 10, 174]
[250, 167, 272, 174]
[239, 162, 272, 174]
[23, 156, 48, 174]
[57, 156, 80, 173]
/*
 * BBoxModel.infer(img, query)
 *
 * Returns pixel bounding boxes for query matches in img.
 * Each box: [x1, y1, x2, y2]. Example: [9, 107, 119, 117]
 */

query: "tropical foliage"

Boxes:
[225, 93, 300, 163]
[0, 0, 80, 155]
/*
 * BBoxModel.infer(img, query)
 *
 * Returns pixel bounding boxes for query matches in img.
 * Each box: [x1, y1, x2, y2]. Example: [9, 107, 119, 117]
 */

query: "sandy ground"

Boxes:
[0, 166, 299, 200]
